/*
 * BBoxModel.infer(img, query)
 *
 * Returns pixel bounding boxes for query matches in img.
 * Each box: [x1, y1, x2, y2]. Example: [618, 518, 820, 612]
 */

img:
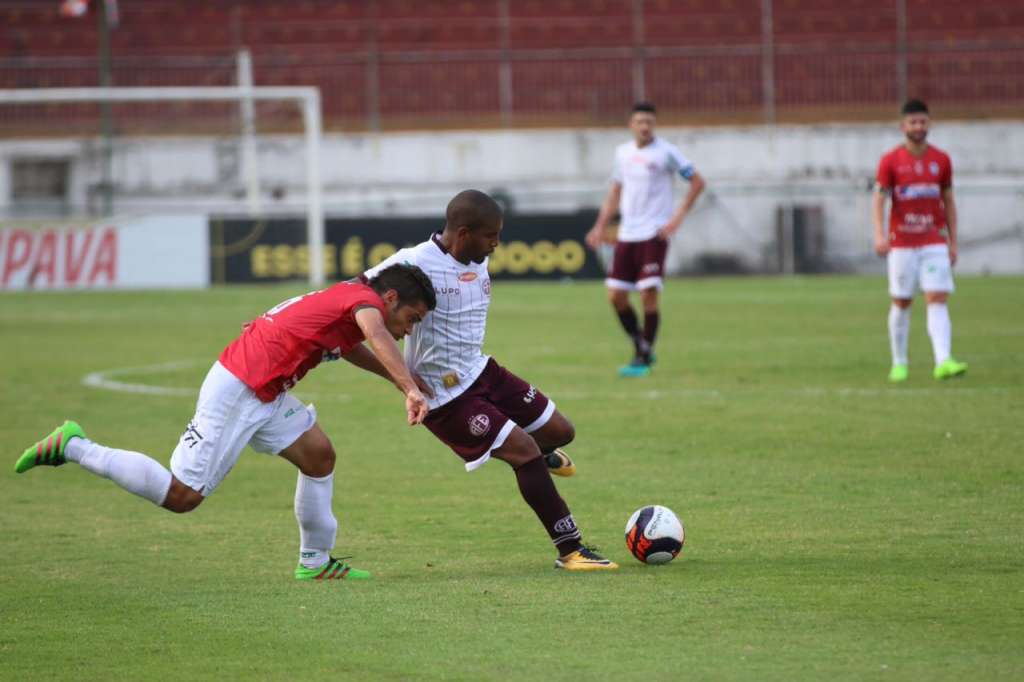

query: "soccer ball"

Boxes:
[624, 505, 685, 564]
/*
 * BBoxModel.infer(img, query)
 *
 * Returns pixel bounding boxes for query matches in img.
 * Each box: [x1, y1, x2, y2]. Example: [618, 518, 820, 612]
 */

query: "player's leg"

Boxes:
[15, 419, 176, 508]
[638, 286, 659, 365]
[530, 411, 577, 477]
[421, 382, 615, 570]
[886, 248, 915, 382]
[633, 236, 670, 369]
[491, 429, 617, 571]
[482, 359, 577, 477]
[260, 398, 369, 580]
[921, 246, 966, 379]
[606, 241, 648, 373]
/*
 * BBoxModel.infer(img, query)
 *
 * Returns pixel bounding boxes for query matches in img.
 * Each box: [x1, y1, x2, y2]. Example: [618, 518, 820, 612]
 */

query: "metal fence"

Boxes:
[2, 40, 1023, 134]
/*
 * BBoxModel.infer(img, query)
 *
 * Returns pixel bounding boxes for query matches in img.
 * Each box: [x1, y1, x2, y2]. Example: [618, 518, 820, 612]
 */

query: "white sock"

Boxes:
[295, 471, 337, 569]
[888, 304, 911, 366]
[65, 438, 172, 506]
[927, 302, 952, 365]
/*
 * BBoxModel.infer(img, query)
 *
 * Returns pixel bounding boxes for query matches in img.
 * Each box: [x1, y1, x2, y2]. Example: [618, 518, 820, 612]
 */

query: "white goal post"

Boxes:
[0, 86, 326, 286]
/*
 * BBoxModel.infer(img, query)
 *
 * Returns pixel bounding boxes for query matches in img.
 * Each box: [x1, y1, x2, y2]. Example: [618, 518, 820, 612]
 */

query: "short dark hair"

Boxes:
[445, 189, 503, 233]
[632, 102, 656, 115]
[901, 98, 929, 116]
[368, 263, 436, 311]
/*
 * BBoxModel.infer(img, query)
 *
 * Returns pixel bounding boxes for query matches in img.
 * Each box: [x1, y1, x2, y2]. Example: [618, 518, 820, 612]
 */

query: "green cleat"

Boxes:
[933, 358, 968, 380]
[888, 364, 909, 383]
[294, 556, 371, 581]
[15, 420, 85, 474]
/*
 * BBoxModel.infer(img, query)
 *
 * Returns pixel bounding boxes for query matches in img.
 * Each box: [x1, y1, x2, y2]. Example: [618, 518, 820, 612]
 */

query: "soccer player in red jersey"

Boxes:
[873, 99, 967, 382]
[16, 264, 436, 581]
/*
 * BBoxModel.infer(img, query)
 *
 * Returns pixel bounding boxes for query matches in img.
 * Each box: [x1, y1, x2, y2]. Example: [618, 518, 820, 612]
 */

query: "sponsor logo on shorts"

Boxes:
[641, 263, 660, 274]
[284, 407, 297, 418]
[459, 272, 477, 282]
[468, 414, 491, 437]
[523, 386, 537, 403]
[182, 420, 204, 449]
[554, 514, 577, 534]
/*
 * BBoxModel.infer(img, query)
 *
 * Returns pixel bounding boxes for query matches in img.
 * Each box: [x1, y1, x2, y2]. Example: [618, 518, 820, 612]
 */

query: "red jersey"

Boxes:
[876, 144, 952, 248]
[219, 282, 386, 402]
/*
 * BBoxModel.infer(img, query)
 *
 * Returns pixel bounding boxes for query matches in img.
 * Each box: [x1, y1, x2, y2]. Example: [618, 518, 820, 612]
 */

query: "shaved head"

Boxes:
[445, 189, 503, 233]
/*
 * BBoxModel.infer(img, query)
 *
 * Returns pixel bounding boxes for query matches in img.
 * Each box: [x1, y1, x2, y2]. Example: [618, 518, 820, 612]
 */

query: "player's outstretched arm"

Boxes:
[353, 307, 428, 425]
[341, 344, 434, 398]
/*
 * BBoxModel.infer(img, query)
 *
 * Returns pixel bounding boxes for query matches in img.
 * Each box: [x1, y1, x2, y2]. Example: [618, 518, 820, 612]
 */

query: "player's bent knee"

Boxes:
[162, 479, 204, 514]
[892, 297, 913, 309]
[493, 428, 542, 469]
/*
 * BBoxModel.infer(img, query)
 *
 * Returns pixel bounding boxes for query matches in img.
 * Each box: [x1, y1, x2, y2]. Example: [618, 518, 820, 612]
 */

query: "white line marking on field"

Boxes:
[80, 360, 352, 402]
[82, 361, 1017, 402]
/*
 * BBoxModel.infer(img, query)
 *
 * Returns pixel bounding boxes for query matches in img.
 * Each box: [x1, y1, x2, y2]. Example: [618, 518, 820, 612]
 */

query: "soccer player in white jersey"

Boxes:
[586, 102, 705, 377]
[873, 99, 967, 382]
[362, 189, 618, 571]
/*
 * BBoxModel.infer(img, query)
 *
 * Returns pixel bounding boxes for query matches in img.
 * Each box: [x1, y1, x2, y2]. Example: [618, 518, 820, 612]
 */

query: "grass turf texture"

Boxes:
[2, 276, 1022, 681]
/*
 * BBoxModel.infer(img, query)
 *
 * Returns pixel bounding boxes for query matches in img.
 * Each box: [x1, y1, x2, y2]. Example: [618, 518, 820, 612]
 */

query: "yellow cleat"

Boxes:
[555, 546, 618, 571]
[545, 448, 576, 477]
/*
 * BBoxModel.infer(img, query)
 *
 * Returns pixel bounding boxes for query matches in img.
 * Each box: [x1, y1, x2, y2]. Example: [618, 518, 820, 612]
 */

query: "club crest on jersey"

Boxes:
[468, 414, 491, 437]
[459, 272, 477, 282]
[482, 279, 491, 296]
[929, 161, 940, 175]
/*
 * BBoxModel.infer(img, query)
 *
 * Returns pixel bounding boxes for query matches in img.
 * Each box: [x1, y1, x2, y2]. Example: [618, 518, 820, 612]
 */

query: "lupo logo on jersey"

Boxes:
[468, 414, 491, 437]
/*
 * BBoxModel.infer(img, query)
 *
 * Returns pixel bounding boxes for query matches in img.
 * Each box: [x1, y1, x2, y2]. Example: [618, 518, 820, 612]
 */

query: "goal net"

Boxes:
[0, 85, 327, 286]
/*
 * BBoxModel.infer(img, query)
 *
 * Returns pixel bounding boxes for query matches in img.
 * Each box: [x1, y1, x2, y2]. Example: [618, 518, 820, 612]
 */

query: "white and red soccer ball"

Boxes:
[624, 505, 685, 564]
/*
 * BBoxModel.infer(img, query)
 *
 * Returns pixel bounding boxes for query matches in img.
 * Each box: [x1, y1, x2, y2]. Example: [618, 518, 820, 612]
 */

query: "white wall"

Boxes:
[2, 121, 1022, 273]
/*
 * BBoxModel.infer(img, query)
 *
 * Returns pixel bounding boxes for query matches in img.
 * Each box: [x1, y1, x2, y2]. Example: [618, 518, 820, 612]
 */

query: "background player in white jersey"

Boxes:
[363, 189, 618, 571]
[586, 102, 706, 377]
[873, 98, 967, 382]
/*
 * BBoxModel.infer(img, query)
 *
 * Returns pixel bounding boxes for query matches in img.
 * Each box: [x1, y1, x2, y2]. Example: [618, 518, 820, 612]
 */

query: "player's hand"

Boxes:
[412, 371, 435, 399]
[657, 220, 681, 240]
[948, 243, 958, 266]
[405, 389, 428, 426]
[584, 226, 603, 251]
[873, 235, 891, 257]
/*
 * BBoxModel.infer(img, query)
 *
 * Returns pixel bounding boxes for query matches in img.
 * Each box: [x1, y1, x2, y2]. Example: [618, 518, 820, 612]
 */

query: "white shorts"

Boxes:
[887, 244, 955, 299]
[169, 361, 317, 496]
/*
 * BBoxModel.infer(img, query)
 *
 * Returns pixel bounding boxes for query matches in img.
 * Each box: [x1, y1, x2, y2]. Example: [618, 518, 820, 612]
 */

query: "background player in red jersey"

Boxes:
[15, 264, 436, 581]
[872, 99, 968, 382]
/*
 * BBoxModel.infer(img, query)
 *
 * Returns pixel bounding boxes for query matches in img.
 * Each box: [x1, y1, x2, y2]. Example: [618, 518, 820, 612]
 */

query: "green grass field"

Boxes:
[2, 276, 1022, 681]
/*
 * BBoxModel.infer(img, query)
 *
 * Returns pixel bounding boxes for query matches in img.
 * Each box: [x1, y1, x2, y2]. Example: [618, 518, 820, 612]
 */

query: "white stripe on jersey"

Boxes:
[363, 235, 491, 410]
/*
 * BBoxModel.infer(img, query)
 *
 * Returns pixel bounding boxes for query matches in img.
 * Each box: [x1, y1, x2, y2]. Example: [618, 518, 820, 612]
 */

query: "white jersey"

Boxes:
[611, 137, 696, 242]
[364, 234, 491, 410]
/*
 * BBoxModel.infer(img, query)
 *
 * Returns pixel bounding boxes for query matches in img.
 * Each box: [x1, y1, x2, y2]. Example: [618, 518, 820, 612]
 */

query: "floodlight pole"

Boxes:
[0, 86, 326, 287]
[97, 0, 114, 216]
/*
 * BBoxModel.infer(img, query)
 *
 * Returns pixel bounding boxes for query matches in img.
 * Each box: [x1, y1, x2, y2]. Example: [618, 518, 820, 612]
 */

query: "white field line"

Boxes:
[82, 361, 1015, 402]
